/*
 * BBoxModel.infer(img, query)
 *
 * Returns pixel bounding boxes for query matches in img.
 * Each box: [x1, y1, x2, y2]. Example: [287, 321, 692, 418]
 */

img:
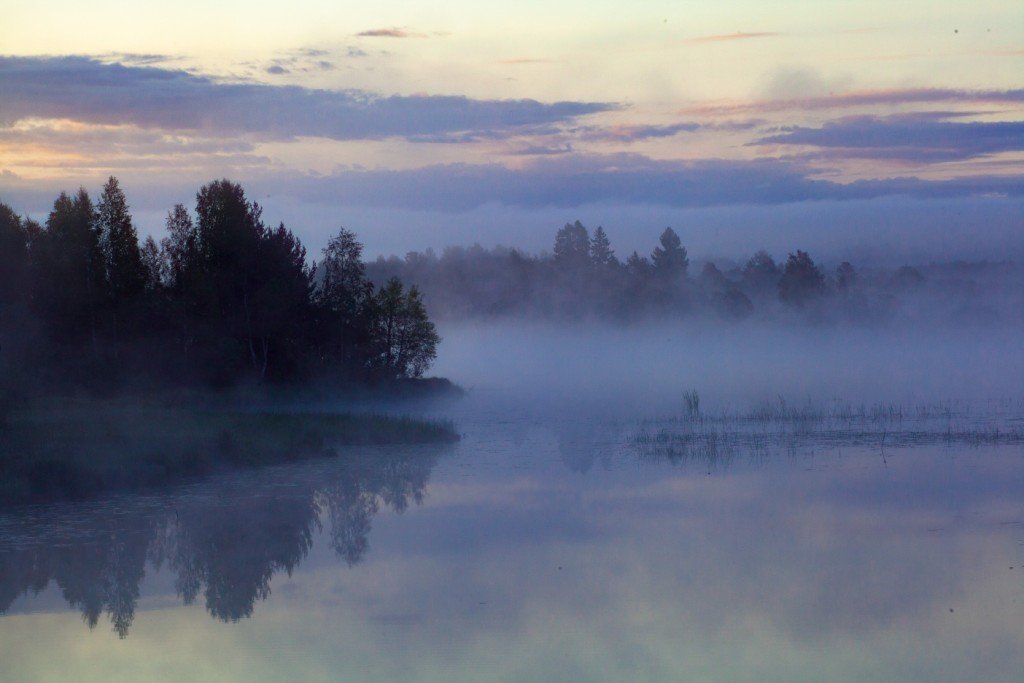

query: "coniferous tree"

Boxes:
[553, 220, 591, 270]
[778, 250, 826, 307]
[651, 227, 688, 279]
[742, 250, 781, 297]
[0, 203, 28, 312]
[0, 204, 30, 392]
[97, 177, 146, 342]
[35, 189, 105, 354]
[241, 223, 315, 380]
[192, 180, 267, 381]
[3, 179, 446, 391]
[589, 226, 616, 267]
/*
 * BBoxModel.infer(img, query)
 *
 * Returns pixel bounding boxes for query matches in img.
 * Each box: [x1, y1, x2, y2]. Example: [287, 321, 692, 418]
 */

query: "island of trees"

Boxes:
[0, 178, 440, 397]
[0, 179, 454, 507]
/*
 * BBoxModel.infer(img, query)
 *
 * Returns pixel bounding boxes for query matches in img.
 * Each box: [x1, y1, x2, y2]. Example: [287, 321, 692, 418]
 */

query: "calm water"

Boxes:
[1, 386, 1022, 682]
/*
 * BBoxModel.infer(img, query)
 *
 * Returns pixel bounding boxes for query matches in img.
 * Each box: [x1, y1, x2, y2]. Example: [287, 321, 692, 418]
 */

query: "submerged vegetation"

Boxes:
[0, 400, 457, 506]
[634, 394, 1024, 469]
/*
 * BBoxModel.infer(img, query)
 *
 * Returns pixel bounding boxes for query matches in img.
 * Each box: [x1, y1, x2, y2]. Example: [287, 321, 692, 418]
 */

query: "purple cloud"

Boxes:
[683, 88, 1024, 116]
[756, 116, 1024, 162]
[0, 56, 616, 141]
[576, 122, 702, 143]
[355, 28, 426, 38]
[260, 154, 1024, 211]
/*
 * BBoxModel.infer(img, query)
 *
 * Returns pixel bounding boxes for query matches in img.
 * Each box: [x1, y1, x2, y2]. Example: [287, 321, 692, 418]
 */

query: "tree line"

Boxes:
[0, 178, 439, 395]
[368, 221, 1017, 324]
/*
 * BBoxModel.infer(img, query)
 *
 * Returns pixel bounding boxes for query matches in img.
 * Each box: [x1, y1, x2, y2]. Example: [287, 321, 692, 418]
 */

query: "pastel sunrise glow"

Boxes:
[2, 0, 1022, 257]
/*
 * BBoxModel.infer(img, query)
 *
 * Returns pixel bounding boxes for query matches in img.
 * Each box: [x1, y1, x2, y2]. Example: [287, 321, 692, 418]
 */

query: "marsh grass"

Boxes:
[634, 394, 1024, 465]
[0, 401, 458, 506]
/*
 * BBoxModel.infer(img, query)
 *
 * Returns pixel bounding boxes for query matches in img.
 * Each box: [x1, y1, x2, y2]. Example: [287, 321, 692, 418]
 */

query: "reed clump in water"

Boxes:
[634, 393, 1024, 463]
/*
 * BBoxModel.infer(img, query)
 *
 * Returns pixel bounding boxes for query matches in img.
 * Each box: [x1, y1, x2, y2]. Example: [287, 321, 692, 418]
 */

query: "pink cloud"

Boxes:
[356, 27, 427, 38]
[686, 32, 782, 44]
[681, 88, 1024, 116]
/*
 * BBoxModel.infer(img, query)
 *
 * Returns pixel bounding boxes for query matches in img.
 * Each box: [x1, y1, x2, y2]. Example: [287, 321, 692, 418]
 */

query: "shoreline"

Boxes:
[0, 385, 462, 507]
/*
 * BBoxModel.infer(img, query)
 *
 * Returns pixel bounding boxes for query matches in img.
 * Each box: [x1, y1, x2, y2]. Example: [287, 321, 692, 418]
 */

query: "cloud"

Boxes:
[0, 121, 257, 158]
[265, 65, 289, 75]
[576, 122, 702, 143]
[98, 52, 178, 66]
[683, 88, 1024, 116]
[756, 115, 1024, 162]
[761, 67, 853, 100]
[0, 56, 615, 142]
[507, 144, 575, 156]
[686, 32, 782, 44]
[356, 28, 427, 38]
[260, 154, 1024, 211]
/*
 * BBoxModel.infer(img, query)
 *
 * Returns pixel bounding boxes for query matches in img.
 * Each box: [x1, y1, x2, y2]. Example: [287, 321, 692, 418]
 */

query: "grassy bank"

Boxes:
[0, 400, 459, 506]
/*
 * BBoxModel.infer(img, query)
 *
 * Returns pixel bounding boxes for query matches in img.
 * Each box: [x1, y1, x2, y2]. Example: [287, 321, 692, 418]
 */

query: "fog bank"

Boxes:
[433, 321, 1024, 416]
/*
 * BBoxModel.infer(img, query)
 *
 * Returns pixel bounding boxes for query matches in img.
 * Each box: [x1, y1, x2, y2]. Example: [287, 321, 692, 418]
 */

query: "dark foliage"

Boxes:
[778, 250, 827, 308]
[0, 179, 441, 395]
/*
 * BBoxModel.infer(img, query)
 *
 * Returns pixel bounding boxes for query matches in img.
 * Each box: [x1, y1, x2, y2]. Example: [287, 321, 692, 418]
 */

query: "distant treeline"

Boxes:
[367, 221, 1022, 324]
[0, 178, 439, 396]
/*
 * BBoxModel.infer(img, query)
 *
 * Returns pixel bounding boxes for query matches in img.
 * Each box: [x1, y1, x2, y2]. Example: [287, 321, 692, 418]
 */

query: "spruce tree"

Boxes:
[97, 176, 145, 340]
[651, 227, 688, 278]
[589, 226, 616, 267]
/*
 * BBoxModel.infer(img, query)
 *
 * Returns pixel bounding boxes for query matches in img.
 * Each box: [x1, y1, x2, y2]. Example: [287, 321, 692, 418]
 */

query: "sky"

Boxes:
[1, 0, 1022, 260]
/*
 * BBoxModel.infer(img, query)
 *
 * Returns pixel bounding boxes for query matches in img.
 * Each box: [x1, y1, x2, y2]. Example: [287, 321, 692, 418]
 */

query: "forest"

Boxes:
[367, 221, 1022, 325]
[0, 178, 440, 398]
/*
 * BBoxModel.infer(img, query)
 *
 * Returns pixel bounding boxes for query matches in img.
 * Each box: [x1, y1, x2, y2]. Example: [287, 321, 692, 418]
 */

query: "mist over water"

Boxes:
[432, 320, 1024, 417]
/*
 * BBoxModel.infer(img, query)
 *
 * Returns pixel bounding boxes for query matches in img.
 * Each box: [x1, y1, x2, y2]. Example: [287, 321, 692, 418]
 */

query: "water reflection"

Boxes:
[0, 446, 443, 636]
[0, 411, 1022, 681]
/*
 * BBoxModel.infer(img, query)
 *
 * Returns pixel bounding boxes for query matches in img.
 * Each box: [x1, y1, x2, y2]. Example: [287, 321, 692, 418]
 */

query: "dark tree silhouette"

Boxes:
[35, 189, 105, 356]
[0, 178, 443, 393]
[742, 249, 781, 298]
[0, 204, 28, 312]
[589, 226, 616, 267]
[370, 278, 440, 379]
[317, 228, 373, 372]
[553, 220, 591, 270]
[778, 250, 827, 307]
[698, 262, 729, 294]
[651, 227, 688, 279]
[97, 176, 146, 343]
[835, 261, 857, 291]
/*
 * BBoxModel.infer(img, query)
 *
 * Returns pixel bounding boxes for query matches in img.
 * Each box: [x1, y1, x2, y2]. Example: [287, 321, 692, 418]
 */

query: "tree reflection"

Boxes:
[0, 445, 444, 636]
[556, 422, 615, 475]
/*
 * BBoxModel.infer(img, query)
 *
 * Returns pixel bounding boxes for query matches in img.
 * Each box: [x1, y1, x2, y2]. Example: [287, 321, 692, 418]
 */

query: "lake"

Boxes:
[1, 323, 1022, 681]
